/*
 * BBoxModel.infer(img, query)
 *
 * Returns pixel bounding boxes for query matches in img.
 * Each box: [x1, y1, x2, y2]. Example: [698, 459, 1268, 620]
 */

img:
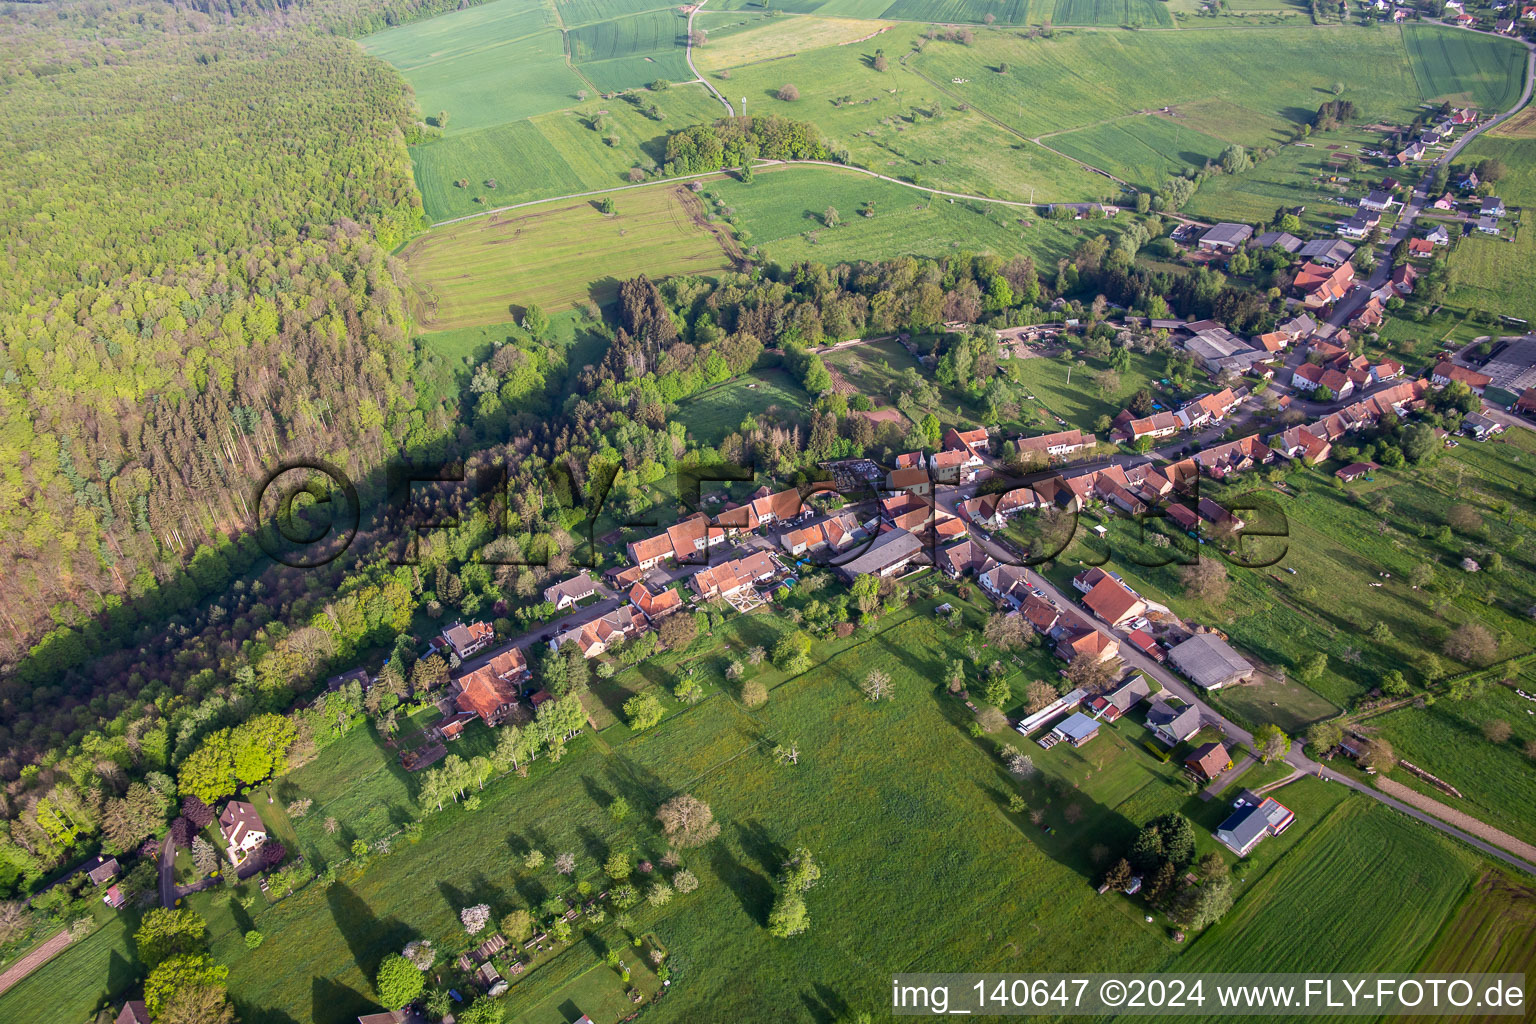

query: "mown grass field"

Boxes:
[674, 368, 811, 446]
[1174, 799, 1480, 986]
[707, 163, 1097, 266]
[1392, 867, 1536, 1014]
[693, 15, 891, 69]
[1363, 681, 1536, 846]
[401, 185, 738, 328]
[1447, 135, 1536, 322]
[362, 2, 585, 136]
[1052, 0, 1173, 26]
[413, 85, 724, 222]
[1046, 114, 1228, 192]
[1403, 23, 1528, 112]
[568, 9, 691, 92]
[0, 914, 138, 1024]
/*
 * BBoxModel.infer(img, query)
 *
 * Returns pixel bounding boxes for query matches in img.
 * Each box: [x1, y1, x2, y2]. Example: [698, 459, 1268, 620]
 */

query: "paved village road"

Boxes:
[958, 522, 1536, 875]
[686, 0, 734, 117]
[1329, 36, 1536, 329]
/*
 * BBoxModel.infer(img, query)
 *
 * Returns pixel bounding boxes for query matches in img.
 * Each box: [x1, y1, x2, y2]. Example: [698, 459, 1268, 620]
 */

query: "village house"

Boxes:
[626, 531, 674, 571]
[1426, 224, 1451, 246]
[691, 551, 779, 601]
[543, 572, 596, 610]
[1359, 189, 1397, 213]
[981, 562, 1032, 608]
[1432, 361, 1492, 394]
[1177, 388, 1239, 430]
[779, 512, 865, 557]
[116, 1002, 152, 1024]
[85, 855, 119, 888]
[1293, 261, 1355, 309]
[1478, 216, 1502, 236]
[1020, 592, 1060, 634]
[1145, 698, 1202, 746]
[833, 527, 921, 581]
[1336, 210, 1380, 240]
[1407, 237, 1436, 258]
[450, 664, 522, 727]
[1054, 613, 1121, 663]
[1268, 424, 1332, 463]
[1113, 409, 1180, 444]
[629, 581, 683, 622]
[666, 511, 729, 564]
[1463, 412, 1505, 440]
[884, 466, 933, 496]
[1087, 674, 1152, 722]
[1335, 461, 1377, 482]
[1049, 712, 1101, 748]
[1167, 632, 1254, 690]
[1277, 313, 1316, 339]
[218, 800, 268, 866]
[1350, 296, 1386, 330]
[1390, 263, 1418, 296]
[550, 605, 645, 658]
[1193, 435, 1272, 478]
[441, 621, 494, 660]
[939, 538, 991, 579]
[1185, 742, 1233, 782]
[1016, 428, 1091, 461]
[1297, 238, 1355, 266]
[1215, 792, 1295, 856]
[1081, 576, 1148, 628]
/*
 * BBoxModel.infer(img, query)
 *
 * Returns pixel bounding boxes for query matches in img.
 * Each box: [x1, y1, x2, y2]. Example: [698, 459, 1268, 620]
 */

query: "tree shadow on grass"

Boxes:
[311, 975, 375, 1024]
[326, 883, 413, 983]
[708, 844, 774, 928]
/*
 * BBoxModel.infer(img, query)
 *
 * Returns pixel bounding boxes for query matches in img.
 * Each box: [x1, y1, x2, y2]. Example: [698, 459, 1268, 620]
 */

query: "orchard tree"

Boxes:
[376, 953, 426, 1011]
[656, 793, 721, 848]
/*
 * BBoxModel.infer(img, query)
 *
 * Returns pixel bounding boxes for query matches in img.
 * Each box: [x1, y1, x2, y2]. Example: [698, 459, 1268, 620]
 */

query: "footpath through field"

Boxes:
[0, 928, 75, 998]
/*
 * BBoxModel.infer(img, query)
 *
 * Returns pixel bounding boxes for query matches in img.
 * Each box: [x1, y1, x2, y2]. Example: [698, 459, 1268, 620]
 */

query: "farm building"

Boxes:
[1215, 793, 1295, 856]
[1050, 712, 1101, 748]
[1167, 633, 1254, 690]
[833, 528, 921, 581]
[1197, 222, 1254, 252]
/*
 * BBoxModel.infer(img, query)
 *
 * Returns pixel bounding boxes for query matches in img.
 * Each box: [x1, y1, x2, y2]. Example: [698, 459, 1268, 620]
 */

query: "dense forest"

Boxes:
[0, 1, 431, 668]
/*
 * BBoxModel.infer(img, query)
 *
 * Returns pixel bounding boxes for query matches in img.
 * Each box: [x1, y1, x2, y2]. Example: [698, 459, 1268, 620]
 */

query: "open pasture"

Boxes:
[1394, 868, 1536, 1008]
[1363, 681, 1536, 847]
[1046, 114, 1227, 191]
[360, 0, 558, 72]
[402, 185, 738, 328]
[712, 163, 1099, 268]
[877, 0, 1033, 22]
[568, 8, 684, 63]
[675, 369, 811, 446]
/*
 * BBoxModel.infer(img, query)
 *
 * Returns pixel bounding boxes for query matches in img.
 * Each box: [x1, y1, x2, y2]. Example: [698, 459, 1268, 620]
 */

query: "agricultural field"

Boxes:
[414, 85, 725, 222]
[1362, 680, 1536, 847]
[1394, 868, 1536, 1007]
[0, 915, 138, 1024]
[692, 15, 895, 69]
[400, 185, 740, 329]
[707, 163, 1096, 266]
[361, 2, 586, 136]
[1045, 114, 1228, 192]
[1174, 799, 1481, 983]
[1403, 23, 1529, 112]
[1446, 136, 1536, 322]
[568, 9, 692, 92]
[1051, 0, 1173, 26]
[674, 369, 811, 446]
